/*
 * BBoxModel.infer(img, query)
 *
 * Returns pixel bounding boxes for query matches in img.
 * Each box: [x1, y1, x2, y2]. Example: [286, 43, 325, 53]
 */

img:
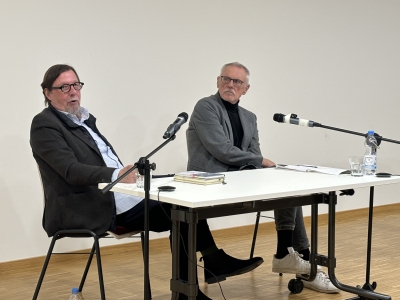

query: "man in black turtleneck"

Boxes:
[187, 63, 275, 172]
[186, 62, 339, 294]
[223, 100, 244, 170]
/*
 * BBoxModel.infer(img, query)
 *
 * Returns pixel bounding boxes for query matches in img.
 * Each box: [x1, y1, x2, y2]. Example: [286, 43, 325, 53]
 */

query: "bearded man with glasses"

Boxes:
[186, 62, 339, 294]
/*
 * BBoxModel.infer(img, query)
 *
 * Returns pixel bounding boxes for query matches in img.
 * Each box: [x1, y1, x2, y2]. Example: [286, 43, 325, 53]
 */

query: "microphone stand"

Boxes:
[302, 119, 400, 300]
[102, 135, 176, 300]
[312, 122, 400, 146]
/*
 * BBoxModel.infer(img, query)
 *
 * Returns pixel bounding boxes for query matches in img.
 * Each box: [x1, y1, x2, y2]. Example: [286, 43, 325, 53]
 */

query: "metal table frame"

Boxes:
[170, 188, 391, 300]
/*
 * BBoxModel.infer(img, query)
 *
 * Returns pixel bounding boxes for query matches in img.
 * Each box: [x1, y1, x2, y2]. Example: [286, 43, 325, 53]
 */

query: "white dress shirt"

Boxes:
[60, 107, 142, 214]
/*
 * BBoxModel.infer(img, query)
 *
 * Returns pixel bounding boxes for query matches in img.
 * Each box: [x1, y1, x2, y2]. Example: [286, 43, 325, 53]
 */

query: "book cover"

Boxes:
[174, 171, 225, 185]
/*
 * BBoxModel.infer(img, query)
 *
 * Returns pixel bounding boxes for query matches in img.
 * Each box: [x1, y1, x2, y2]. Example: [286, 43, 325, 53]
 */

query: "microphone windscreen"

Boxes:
[273, 113, 285, 123]
[178, 112, 189, 121]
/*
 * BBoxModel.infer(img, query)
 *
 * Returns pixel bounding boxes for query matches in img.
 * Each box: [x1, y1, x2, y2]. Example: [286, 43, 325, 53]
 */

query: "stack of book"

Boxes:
[174, 171, 226, 185]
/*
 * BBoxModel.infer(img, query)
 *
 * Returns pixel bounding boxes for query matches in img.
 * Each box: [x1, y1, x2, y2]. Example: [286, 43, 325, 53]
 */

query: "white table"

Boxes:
[99, 168, 400, 300]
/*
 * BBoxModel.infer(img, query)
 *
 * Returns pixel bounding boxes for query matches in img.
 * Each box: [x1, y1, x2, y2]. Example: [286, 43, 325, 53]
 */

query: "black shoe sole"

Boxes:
[205, 258, 264, 284]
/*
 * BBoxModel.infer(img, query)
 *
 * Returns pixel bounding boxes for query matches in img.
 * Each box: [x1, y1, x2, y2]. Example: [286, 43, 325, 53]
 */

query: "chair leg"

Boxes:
[141, 232, 152, 299]
[78, 243, 96, 292]
[32, 235, 59, 300]
[32, 231, 106, 300]
[93, 236, 106, 300]
[78, 233, 106, 300]
[250, 212, 261, 259]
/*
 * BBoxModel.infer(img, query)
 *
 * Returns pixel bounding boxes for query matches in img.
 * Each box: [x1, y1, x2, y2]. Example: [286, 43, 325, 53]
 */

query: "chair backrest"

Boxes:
[37, 164, 142, 240]
[36, 164, 46, 209]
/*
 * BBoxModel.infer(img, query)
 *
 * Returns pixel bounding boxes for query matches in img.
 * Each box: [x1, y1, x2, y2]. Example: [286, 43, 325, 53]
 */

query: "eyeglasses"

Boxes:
[51, 82, 84, 93]
[219, 76, 245, 87]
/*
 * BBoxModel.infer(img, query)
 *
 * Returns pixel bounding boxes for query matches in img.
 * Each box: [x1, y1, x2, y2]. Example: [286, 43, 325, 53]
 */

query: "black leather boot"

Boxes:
[201, 249, 264, 284]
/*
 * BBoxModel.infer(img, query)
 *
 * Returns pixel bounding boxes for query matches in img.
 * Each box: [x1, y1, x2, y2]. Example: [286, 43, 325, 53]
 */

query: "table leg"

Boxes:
[326, 191, 391, 300]
[171, 205, 180, 300]
[170, 207, 198, 299]
[188, 208, 198, 300]
[309, 202, 319, 281]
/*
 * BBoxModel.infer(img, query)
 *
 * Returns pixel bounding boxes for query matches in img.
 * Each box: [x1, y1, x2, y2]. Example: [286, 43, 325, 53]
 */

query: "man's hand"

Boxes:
[118, 164, 137, 183]
[261, 158, 276, 168]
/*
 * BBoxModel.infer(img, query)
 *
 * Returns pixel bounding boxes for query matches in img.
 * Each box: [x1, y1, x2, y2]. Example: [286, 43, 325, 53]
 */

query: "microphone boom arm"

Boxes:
[316, 123, 400, 146]
[280, 113, 400, 146]
[101, 134, 176, 194]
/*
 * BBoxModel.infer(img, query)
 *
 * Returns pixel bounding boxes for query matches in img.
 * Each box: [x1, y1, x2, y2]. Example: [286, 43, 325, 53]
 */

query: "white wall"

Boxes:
[1, 0, 400, 263]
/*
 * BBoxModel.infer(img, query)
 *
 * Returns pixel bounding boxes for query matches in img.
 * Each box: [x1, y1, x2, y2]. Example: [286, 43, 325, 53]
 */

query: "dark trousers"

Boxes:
[116, 199, 215, 280]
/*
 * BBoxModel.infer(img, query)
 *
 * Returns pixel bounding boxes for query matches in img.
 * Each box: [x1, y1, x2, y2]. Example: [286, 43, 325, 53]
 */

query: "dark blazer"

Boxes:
[186, 92, 263, 172]
[30, 105, 118, 237]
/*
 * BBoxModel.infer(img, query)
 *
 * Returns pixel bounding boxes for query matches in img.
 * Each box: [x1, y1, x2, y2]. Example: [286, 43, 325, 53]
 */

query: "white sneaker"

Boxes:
[302, 270, 340, 294]
[272, 247, 311, 274]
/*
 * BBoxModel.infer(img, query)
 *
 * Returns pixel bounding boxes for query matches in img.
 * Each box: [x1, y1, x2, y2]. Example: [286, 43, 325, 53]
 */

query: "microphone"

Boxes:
[163, 112, 189, 139]
[273, 113, 321, 127]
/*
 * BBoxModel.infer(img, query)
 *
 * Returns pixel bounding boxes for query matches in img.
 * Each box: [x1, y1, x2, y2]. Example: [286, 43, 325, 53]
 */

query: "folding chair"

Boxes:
[250, 211, 274, 259]
[33, 166, 151, 299]
[250, 211, 285, 278]
[32, 227, 151, 300]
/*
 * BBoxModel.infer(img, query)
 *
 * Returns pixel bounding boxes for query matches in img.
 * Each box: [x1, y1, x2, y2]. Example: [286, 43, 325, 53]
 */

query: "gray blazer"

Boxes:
[186, 93, 263, 172]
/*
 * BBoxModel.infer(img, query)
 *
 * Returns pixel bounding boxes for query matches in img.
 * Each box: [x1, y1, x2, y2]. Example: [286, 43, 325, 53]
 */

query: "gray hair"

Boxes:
[220, 62, 250, 84]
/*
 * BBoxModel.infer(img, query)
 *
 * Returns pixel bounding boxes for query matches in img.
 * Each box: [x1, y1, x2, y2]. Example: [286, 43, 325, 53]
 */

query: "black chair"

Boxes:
[250, 212, 284, 278]
[235, 165, 276, 259]
[250, 211, 274, 259]
[33, 167, 151, 299]
[32, 227, 151, 300]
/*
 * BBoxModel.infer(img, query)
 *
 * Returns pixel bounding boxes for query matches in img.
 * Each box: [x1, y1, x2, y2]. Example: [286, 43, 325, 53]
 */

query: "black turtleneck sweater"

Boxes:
[221, 98, 244, 149]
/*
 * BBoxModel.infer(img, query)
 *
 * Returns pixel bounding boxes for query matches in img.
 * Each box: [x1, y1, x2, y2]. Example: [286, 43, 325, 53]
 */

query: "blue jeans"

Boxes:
[274, 207, 310, 251]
